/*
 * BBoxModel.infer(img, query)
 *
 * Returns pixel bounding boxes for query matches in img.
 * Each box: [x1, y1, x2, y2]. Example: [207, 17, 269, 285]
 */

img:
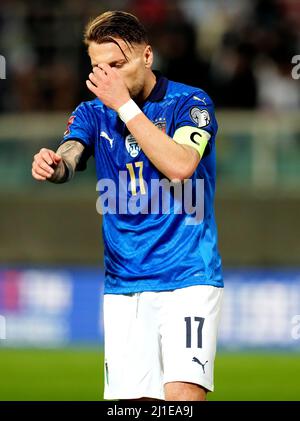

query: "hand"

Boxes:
[86, 63, 130, 111]
[32, 148, 62, 181]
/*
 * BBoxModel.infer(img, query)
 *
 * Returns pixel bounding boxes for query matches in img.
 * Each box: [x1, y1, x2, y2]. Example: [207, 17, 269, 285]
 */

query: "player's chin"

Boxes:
[129, 89, 138, 99]
[129, 85, 143, 99]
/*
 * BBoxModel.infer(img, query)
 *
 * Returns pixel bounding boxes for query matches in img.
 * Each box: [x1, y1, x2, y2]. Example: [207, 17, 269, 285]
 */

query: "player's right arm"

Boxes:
[31, 140, 85, 183]
[32, 102, 95, 183]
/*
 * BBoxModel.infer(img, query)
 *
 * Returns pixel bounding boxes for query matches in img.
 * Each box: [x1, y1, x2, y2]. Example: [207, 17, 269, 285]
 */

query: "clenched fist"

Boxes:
[32, 148, 62, 181]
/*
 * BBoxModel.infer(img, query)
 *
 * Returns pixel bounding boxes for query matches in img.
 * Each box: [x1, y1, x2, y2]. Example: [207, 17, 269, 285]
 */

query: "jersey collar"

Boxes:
[144, 71, 168, 103]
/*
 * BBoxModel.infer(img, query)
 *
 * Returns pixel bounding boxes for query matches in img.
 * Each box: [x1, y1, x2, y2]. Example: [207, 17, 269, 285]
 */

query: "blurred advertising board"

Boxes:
[0, 268, 104, 347]
[219, 269, 300, 349]
[0, 268, 300, 349]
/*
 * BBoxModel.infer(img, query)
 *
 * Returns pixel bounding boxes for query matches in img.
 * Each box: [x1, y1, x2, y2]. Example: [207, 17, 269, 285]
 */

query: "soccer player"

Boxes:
[31, 11, 223, 401]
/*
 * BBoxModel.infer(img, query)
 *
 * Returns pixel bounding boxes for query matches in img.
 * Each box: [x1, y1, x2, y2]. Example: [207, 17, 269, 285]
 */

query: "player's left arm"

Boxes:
[86, 64, 211, 181]
[126, 114, 202, 181]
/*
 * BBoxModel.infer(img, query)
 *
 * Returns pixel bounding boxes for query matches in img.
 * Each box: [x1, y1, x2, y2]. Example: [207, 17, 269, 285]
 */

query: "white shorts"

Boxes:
[103, 285, 223, 400]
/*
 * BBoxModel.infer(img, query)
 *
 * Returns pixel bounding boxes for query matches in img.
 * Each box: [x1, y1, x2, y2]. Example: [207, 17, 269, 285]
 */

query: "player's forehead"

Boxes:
[88, 38, 136, 65]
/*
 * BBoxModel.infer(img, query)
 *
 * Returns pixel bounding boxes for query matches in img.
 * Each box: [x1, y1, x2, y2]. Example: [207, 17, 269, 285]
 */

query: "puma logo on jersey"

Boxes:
[192, 357, 208, 373]
[193, 96, 207, 105]
[100, 131, 114, 148]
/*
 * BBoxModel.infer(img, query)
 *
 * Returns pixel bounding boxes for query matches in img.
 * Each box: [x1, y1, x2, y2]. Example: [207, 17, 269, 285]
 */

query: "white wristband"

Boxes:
[118, 99, 142, 124]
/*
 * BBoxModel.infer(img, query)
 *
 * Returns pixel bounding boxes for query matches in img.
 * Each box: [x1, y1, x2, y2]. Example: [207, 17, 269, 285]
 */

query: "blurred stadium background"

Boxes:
[0, 0, 300, 401]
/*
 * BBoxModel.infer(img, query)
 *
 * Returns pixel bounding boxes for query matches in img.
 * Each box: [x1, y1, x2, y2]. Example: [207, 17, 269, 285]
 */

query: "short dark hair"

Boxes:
[84, 11, 148, 47]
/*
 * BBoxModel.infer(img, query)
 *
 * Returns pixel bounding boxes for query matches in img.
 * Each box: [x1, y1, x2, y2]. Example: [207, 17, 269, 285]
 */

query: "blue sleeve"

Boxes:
[60, 102, 96, 170]
[174, 91, 218, 155]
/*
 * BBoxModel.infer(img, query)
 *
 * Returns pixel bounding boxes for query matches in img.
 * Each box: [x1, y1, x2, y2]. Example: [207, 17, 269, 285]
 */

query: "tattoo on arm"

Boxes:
[49, 141, 85, 184]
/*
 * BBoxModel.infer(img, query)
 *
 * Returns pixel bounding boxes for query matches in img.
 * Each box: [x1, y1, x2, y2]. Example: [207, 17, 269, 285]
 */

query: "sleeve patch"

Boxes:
[190, 107, 210, 128]
[64, 115, 76, 136]
[173, 126, 211, 158]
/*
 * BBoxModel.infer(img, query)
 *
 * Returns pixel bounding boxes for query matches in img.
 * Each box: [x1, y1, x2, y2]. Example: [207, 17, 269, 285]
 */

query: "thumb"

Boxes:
[52, 153, 62, 165]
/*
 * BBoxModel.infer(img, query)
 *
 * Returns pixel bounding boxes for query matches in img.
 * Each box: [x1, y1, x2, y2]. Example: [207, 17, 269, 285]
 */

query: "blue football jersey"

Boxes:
[61, 72, 223, 293]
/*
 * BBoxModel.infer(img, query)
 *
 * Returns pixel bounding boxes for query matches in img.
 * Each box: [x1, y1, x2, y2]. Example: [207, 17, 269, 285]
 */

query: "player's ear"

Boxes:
[143, 45, 153, 68]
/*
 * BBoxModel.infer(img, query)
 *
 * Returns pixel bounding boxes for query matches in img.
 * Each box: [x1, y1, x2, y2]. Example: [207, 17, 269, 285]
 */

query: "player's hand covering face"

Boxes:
[86, 39, 151, 109]
[86, 62, 131, 110]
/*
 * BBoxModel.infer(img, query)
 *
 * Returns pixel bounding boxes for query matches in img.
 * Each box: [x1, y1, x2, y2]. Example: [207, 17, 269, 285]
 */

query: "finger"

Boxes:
[48, 150, 61, 164]
[35, 157, 54, 174]
[40, 148, 54, 165]
[89, 72, 99, 86]
[32, 163, 52, 179]
[32, 167, 47, 181]
[110, 66, 120, 77]
[86, 79, 98, 95]
[99, 63, 113, 76]
[52, 153, 62, 164]
[96, 64, 108, 75]
[33, 160, 54, 177]
[93, 66, 107, 80]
